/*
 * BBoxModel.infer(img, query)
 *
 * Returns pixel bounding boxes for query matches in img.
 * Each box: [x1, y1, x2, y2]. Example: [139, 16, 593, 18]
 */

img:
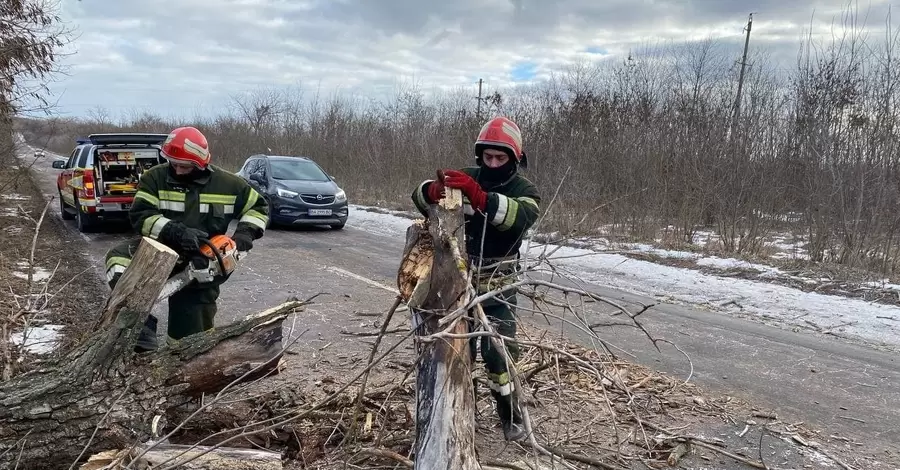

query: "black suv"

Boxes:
[236, 154, 348, 229]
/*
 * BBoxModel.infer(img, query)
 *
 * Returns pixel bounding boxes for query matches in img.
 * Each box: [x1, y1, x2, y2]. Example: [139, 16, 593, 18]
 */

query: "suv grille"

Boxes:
[300, 194, 335, 204]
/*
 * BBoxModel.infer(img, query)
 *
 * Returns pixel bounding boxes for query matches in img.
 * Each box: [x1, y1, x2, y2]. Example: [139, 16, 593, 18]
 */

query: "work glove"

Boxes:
[180, 227, 210, 270]
[425, 178, 446, 203]
[160, 222, 208, 256]
[441, 169, 488, 211]
[179, 227, 209, 254]
[233, 228, 255, 252]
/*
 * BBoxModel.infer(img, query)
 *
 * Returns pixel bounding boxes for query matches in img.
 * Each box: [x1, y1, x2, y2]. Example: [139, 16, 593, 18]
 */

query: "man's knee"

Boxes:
[105, 239, 142, 288]
[168, 286, 219, 339]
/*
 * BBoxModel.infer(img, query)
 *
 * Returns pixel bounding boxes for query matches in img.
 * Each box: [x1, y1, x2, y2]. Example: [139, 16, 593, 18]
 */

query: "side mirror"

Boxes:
[51, 160, 66, 169]
[250, 173, 266, 185]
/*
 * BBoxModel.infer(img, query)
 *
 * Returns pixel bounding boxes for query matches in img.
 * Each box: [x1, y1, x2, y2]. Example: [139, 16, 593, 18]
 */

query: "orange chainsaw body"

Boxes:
[157, 234, 246, 301]
[199, 234, 239, 276]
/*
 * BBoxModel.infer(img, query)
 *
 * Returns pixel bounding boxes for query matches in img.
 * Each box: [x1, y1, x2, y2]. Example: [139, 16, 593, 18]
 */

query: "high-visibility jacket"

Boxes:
[130, 164, 269, 240]
[412, 167, 541, 262]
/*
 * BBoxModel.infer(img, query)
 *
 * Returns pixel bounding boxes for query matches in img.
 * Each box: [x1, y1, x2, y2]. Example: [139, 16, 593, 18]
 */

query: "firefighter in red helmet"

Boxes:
[411, 116, 541, 441]
[104, 126, 269, 352]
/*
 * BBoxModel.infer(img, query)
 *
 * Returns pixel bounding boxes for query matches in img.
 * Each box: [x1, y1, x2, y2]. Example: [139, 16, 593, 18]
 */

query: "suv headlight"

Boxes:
[277, 188, 298, 198]
[335, 189, 347, 202]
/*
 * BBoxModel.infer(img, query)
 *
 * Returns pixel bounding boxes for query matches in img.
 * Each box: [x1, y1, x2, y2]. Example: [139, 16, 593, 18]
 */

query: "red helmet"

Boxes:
[475, 117, 524, 165]
[161, 126, 211, 169]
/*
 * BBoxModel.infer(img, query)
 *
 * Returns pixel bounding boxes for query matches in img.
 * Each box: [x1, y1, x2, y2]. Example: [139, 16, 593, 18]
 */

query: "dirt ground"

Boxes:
[0, 165, 107, 378]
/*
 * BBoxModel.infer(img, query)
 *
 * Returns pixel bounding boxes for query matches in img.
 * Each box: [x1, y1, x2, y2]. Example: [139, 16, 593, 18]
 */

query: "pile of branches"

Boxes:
[103, 319, 752, 470]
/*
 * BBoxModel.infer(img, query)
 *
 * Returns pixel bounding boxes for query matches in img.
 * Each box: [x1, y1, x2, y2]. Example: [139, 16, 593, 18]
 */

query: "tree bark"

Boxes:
[398, 188, 478, 470]
[0, 237, 303, 469]
[79, 443, 282, 469]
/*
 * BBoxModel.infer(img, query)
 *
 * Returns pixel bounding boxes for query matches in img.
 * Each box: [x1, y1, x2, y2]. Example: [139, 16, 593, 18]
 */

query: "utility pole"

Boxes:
[732, 13, 753, 133]
[476, 78, 483, 121]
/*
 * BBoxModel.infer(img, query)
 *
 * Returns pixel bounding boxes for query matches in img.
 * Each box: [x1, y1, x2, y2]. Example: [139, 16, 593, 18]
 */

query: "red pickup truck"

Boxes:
[51, 133, 169, 233]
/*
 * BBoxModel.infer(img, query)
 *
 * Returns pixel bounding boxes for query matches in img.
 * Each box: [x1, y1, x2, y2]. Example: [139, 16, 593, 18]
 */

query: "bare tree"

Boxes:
[0, 0, 71, 118]
[229, 87, 286, 135]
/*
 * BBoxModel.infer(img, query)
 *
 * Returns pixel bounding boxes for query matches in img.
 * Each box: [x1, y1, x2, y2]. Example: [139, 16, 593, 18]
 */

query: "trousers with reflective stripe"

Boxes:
[469, 287, 520, 396]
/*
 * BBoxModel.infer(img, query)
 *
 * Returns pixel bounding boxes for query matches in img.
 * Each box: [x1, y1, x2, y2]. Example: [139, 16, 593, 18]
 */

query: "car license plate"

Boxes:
[122, 203, 132, 210]
[309, 209, 332, 216]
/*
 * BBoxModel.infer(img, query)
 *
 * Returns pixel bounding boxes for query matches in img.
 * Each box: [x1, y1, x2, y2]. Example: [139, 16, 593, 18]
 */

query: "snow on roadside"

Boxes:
[347, 204, 419, 237]
[10, 324, 63, 355]
[533, 243, 900, 348]
[347, 205, 900, 349]
[12, 261, 53, 283]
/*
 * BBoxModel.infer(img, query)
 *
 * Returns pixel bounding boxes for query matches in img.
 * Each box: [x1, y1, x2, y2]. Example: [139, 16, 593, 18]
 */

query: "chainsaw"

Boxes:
[157, 234, 246, 301]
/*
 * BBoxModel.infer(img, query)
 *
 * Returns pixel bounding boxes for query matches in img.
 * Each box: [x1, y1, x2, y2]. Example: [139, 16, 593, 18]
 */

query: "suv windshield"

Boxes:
[270, 159, 329, 181]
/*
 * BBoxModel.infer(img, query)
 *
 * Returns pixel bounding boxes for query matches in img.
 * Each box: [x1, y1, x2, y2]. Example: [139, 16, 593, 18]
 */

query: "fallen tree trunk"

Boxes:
[398, 188, 478, 470]
[0, 237, 302, 469]
[79, 443, 282, 469]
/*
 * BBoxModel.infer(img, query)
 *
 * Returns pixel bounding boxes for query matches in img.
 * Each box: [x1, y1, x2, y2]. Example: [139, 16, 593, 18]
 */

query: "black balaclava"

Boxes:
[476, 144, 518, 187]
[168, 164, 209, 184]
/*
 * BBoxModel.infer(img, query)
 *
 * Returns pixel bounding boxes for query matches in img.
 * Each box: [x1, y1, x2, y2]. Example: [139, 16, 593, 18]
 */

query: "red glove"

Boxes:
[426, 179, 445, 203]
[442, 169, 487, 211]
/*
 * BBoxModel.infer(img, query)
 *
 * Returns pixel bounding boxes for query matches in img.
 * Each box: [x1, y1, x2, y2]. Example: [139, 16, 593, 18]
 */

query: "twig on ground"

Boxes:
[150, 326, 419, 470]
[342, 295, 403, 445]
[480, 458, 531, 470]
[642, 420, 768, 469]
[353, 447, 414, 468]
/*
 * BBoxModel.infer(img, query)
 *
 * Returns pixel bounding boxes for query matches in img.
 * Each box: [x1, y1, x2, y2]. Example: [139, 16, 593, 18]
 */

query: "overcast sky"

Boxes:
[37, 0, 894, 120]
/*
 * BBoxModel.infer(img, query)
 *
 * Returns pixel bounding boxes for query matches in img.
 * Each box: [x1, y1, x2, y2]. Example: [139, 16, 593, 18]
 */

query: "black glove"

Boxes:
[160, 223, 209, 256]
[233, 229, 255, 252]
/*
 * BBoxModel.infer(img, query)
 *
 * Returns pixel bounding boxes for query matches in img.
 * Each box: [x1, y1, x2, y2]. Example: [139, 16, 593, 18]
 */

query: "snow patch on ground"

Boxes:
[695, 256, 783, 277]
[1, 193, 30, 201]
[347, 204, 420, 237]
[12, 261, 53, 283]
[348, 205, 900, 349]
[0, 207, 19, 217]
[10, 324, 63, 355]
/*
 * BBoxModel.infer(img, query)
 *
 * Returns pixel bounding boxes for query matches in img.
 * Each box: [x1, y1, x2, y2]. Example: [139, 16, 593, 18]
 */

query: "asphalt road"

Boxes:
[19, 142, 900, 464]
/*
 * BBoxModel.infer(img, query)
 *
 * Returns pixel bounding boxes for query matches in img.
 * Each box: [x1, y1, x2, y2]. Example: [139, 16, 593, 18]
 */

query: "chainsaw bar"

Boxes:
[157, 272, 192, 301]
[156, 248, 248, 302]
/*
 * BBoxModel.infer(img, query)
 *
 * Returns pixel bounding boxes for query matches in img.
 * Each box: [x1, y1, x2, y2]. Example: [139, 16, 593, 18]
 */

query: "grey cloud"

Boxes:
[41, 0, 898, 118]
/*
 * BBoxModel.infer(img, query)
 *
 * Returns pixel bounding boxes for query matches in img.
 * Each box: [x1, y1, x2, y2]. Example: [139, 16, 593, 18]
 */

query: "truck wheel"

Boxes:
[75, 197, 96, 233]
[58, 190, 74, 220]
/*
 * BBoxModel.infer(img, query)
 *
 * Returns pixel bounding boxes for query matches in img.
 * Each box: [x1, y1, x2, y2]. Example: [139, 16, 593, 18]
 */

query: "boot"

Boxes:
[134, 315, 159, 353]
[107, 272, 121, 290]
[492, 390, 526, 442]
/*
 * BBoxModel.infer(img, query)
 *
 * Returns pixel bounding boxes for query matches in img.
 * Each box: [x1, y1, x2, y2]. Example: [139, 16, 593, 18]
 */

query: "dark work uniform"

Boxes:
[104, 163, 268, 347]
